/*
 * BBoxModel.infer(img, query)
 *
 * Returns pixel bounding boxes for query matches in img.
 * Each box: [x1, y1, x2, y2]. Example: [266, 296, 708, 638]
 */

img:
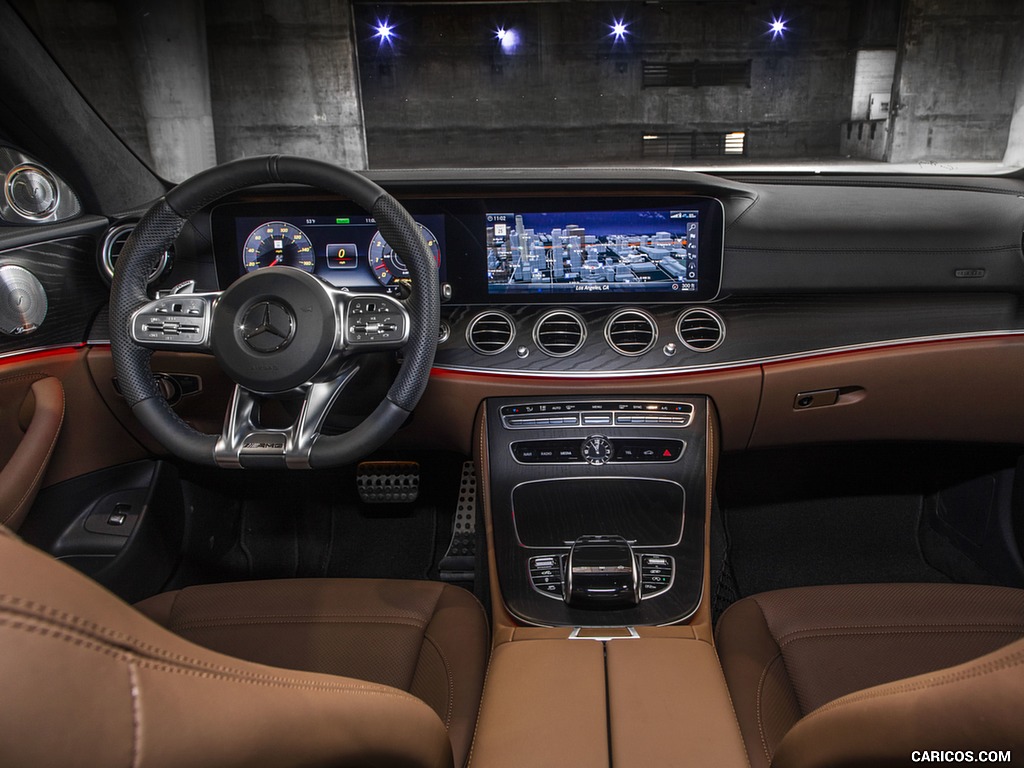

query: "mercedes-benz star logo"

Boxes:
[241, 301, 295, 353]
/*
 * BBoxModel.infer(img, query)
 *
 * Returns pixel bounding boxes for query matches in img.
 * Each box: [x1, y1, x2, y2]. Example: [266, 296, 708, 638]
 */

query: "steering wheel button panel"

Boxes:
[131, 295, 213, 348]
[344, 294, 408, 347]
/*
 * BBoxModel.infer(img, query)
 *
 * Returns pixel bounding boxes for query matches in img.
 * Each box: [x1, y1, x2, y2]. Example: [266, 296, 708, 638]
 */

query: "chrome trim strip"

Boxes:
[0, 343, 86, 361]
[567, 626, 641, 641]
[433, 329, 1024, 378]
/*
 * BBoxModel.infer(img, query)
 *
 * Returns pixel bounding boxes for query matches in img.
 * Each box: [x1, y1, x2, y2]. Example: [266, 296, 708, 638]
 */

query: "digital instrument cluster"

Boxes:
[235, 213, 446, 296]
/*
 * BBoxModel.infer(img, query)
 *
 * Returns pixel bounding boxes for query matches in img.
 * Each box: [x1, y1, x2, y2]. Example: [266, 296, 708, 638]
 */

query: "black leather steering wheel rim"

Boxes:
[109, 155, 439, 468]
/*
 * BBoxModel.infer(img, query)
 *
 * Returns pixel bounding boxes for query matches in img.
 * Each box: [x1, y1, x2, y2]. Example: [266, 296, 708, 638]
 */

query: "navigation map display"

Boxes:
[486, 209, 700, 295]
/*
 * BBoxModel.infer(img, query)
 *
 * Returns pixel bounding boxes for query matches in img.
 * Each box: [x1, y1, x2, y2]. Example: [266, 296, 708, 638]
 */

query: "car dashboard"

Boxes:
[110, 167, 1023, 456]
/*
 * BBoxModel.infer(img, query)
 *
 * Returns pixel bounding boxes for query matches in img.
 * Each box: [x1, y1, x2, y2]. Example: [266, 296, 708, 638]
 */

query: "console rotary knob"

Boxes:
[581, 435, 613, 465]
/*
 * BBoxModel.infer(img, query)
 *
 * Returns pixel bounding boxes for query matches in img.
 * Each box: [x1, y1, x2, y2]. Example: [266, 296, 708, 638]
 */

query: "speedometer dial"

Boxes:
[367, 224, 441, 286]
[243, 221, 315, 272]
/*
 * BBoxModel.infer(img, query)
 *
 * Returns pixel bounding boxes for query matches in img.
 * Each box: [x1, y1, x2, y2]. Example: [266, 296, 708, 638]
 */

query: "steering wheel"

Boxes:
[109, 156, 439, 469]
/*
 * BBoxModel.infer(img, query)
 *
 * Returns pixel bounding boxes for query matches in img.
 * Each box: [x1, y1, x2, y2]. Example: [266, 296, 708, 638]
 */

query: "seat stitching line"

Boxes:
[0, 614, 422, 699]
[128, 659, 141, 768]
[0, 372, 47, 386]
[755, 652, 784, 766]
[714, 644, 753, 768]
[466, 647, 496, 768]
[170, 616, 428, 631]
[777, 627, 1024, 649]
[171, 607, 433, 624]
[422, 633, 455, 728]
[0, 605, 421, 687]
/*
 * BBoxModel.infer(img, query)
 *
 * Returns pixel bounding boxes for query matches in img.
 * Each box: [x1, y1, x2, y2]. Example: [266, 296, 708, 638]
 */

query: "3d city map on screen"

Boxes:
[485, 208, 700, 295]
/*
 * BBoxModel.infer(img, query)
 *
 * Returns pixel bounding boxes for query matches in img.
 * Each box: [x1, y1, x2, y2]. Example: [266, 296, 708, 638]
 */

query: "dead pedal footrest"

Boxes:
[356, 461, 420, 504]
[440, 461, 477, 582]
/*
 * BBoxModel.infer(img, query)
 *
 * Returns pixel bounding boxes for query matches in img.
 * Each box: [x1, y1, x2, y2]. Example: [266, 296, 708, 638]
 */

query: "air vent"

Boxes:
[100, 223, 172, 284]
[467, 311, 515, 355]
[604, 309, 657, 356]
[533, 310, 586, 357]
[676, 308, 725, 352]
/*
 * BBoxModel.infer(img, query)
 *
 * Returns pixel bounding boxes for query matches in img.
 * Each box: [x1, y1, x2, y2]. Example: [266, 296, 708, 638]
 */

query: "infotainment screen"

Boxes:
[486, 209, 700, 296]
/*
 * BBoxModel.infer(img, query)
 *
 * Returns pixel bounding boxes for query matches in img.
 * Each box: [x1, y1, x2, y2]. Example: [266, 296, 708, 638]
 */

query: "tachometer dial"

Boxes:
[243, 221, 315, 272]
[367, 223, 441, 286]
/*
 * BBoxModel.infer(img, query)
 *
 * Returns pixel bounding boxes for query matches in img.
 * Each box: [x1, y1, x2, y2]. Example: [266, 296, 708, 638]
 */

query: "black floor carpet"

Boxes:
[713, 445, 957, 617]
[171, 453, 464, 589]
[722, 492, 948, 597]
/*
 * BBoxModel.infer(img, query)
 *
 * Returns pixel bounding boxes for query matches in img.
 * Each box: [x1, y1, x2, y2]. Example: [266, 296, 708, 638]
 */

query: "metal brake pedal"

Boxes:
[356, 461, 420, 504]
[439, 461, 477, 582]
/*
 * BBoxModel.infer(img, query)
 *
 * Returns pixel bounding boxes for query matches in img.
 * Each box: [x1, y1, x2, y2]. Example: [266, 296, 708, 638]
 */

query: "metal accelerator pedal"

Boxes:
[439, 461, 477, 582]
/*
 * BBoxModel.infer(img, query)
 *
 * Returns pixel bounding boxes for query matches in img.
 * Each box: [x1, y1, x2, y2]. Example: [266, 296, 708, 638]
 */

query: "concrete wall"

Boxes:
[206, 0, 367, 170]
[888, 0, 1024, 162]
[850, 50, 896, 121]
[20, 0, 153, 167]
[21, 0, 368, 177]
[118, 0, 217, 182]
[356, 0, 895, 167]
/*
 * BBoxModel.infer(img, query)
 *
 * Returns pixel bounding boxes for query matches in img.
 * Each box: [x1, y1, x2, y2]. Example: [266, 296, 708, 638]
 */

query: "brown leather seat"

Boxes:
[716, 583, 1024, 768]
[0, 526, 488, 767]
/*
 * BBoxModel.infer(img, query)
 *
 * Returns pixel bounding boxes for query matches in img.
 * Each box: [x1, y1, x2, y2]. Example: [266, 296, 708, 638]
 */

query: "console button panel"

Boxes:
[528, 552, 675, 601]
[511, 438, 683, 464]
[501, 401, 693, 429]
[529, 554, 566, 599]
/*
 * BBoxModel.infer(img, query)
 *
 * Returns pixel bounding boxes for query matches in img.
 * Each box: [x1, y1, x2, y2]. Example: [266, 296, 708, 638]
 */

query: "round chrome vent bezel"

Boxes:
[438, 319, 451, 344]
[532, 309, 587, 358]
[604, 308, 658, 357]
[100, 223, 172, 285]
[676, 307, 725, 352]
[466, 310, 516, 355]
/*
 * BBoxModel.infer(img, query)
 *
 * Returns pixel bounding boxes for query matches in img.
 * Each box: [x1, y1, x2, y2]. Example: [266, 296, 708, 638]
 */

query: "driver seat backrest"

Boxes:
[0, 526, 455, 767]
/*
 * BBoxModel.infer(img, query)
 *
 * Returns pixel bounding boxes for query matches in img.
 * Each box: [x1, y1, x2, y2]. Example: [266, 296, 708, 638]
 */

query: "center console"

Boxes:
[473, 394, 748, 767]
[484, 395, 708, 627]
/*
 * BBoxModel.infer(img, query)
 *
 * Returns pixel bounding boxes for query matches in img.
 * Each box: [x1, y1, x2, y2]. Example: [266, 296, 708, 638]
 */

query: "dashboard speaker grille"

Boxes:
[534, 310, 586, 357]
[677, 308, 725, 351]
[467, 311, 515, 355]
[605, 309, 657, 356]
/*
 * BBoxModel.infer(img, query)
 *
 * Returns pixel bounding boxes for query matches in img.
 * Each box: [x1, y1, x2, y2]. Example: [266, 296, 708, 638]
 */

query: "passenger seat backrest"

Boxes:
[0, 526, 454, 768]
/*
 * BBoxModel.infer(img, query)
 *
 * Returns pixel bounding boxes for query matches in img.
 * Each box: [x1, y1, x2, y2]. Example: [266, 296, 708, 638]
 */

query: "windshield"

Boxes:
[16, 0, 1024, 181]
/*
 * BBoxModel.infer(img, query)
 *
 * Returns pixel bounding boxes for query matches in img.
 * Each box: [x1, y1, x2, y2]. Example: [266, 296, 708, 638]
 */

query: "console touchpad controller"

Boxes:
[565, 535, 639, 609]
